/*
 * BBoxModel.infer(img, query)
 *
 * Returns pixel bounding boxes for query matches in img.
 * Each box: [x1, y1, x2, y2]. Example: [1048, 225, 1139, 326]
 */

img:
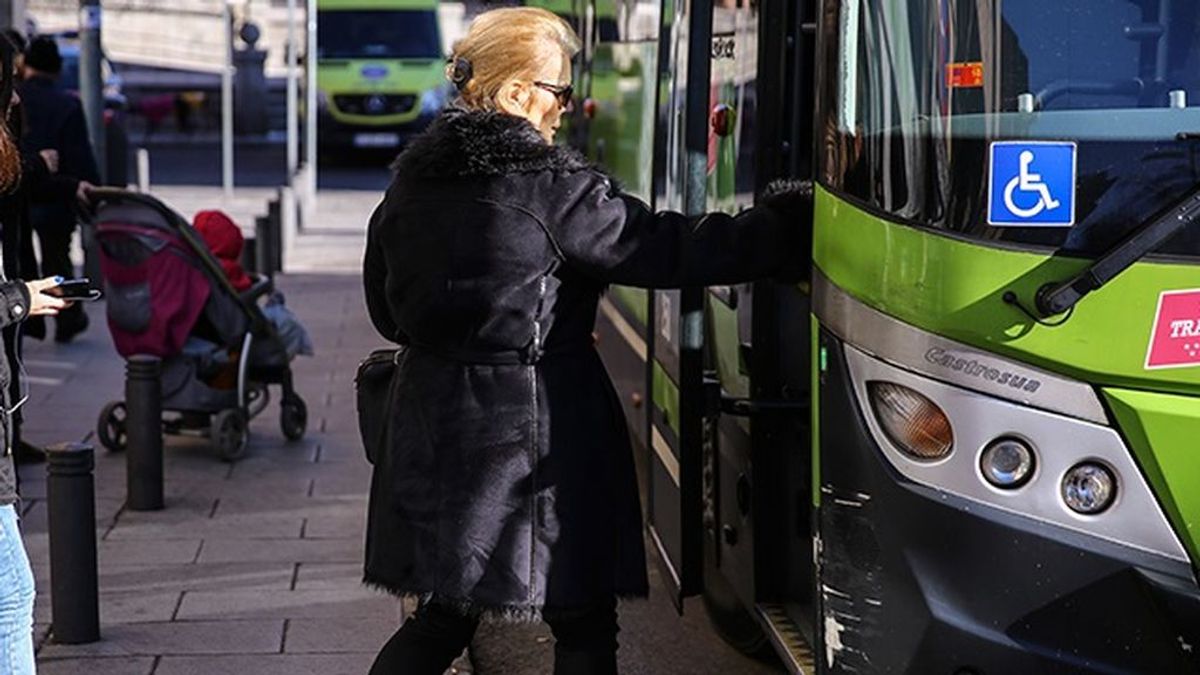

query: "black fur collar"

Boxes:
[392, 107, 591, 178]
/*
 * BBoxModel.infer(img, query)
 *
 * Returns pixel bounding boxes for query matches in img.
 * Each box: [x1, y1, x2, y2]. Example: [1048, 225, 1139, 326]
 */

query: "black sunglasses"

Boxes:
[534, 81, 574, 108]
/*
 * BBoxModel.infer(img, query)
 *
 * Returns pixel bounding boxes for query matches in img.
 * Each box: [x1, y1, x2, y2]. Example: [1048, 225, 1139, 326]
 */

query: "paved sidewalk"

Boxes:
[18, 273, 403, 674]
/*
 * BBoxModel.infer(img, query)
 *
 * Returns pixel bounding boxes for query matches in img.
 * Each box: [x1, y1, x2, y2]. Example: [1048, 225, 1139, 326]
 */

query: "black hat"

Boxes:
[25, 36, 61, 75]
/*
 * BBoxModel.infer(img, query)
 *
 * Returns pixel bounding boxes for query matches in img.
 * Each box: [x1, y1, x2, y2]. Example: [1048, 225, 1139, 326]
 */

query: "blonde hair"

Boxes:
[447, 7, 581, 111]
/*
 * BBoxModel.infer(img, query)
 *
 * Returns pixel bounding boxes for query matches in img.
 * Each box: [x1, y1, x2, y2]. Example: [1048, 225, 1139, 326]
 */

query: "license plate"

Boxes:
[353, 133, 400, 148]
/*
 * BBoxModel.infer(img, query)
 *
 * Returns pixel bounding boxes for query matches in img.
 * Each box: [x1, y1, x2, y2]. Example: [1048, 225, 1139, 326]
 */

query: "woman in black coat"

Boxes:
[363, 8, 806, 674]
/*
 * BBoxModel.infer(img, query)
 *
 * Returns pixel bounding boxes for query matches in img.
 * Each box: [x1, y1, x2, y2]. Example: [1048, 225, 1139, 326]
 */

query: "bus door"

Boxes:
[701, 0, 817, 657]
[645, 0, 714, 608]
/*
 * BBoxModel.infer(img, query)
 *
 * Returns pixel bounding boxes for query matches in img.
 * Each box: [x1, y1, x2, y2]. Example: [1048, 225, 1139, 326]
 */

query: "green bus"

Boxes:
[315, 0, 449, 151]
[572, 0, 1200, 671]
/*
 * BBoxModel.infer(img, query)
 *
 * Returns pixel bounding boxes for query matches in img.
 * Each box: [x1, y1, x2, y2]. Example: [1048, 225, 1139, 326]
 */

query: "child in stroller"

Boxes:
[90, 189, 308, 461]
[193, 210, 313, 361]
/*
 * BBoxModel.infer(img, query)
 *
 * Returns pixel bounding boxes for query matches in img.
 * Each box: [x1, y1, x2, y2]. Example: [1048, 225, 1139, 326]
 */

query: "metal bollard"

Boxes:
[254, 214, 275, 279]
[125, 355, 164, 511]
[45, 443, 100, 644]
[242, 235, 259, 275]
[267, 197, 283, 273]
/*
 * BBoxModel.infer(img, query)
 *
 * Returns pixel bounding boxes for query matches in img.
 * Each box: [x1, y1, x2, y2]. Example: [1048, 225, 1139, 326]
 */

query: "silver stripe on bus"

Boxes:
[598, 296, 648, 361]
[651, 425, 681, 487]
[813, 269, 1109, 425]
[844, 344, 1189, 563]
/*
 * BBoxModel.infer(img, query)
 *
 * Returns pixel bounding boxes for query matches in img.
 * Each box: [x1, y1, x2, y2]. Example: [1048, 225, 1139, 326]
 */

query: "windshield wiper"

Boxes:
[1034, 184, 1200, 317]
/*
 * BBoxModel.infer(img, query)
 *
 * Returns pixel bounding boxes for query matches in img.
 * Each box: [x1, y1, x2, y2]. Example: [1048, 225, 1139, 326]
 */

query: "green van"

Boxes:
[316, 0, 449, 151]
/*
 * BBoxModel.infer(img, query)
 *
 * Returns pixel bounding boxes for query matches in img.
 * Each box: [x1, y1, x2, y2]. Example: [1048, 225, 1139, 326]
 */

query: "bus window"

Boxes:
[820, 0, 1200, 259]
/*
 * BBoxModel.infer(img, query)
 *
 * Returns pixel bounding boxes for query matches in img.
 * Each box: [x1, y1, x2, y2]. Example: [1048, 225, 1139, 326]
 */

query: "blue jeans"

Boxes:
[0, 504, 35, 675]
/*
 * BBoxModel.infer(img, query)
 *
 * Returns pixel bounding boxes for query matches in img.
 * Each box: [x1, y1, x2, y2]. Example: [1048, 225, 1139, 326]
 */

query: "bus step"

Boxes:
[756, 603, 818, 675]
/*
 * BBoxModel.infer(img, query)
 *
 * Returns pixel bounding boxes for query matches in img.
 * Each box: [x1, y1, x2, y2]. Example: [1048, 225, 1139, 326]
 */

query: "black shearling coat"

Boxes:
[362, 108, 803, 619]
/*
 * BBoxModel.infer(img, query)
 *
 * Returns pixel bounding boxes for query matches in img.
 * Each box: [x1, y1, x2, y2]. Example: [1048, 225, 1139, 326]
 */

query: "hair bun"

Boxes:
[447, 56, 473, 91]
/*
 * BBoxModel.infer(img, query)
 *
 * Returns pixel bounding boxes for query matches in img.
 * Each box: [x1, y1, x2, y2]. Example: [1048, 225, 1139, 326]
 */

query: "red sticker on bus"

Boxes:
[946, 62, 984, 88]
[1145, 289, 1200, 369]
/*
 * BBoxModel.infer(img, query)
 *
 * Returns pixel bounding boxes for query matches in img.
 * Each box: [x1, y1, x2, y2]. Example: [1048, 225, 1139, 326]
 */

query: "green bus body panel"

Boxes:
[1105, 389, 1200, 565]
[608, 286, 648, 330]
[707, 296, 747, 399]
[813, 186, 1200, 395]
[811, 314, 822, 508]
[652, 359, 681, 439]
[814, 186, 1200, 565]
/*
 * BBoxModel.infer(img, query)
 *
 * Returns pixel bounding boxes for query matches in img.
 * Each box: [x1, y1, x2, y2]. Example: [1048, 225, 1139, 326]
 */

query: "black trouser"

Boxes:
[30, 207, 84, 329]
[369, 597, 619, 675]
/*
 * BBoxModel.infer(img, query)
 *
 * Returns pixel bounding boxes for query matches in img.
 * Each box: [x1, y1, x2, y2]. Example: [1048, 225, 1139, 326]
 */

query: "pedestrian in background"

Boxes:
[0, 35, 77, 675]
[2, 31, 93, 466]
[19, 35, 99, 343]
[361, 8, 808, 674]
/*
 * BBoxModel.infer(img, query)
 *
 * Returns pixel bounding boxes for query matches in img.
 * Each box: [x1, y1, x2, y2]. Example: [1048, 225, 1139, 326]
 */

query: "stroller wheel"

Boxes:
[212, 409, 249, 461]
[280, 395, 307, 442]
[97, 401, 128, 452]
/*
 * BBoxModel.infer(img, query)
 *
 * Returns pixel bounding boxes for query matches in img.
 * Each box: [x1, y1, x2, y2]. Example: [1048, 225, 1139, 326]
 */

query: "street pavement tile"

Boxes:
[310, 472, 371, 498]
[106, 511, 304, 540]
[99, 539, 204, 566]
[35, 590, 181, 624]
[284, 616, 401, 654]
[292, 563, 364, 592]
[37, 619, 284, 657]
[63, 563, 296, 595]
[155, 653, 377, 675]
[176, 588, 399, 620]
[18, 496, 125, 534]
[169, 475, 314, 502]
[37, 656, 156, 675]
[107, 493, 216, 525]
[302, 508, 366, 540]
[213, 494, 365, 519]
[197, 537, 361, 564]
[228, 444, 321, 470]
[225, 459, 346, 482]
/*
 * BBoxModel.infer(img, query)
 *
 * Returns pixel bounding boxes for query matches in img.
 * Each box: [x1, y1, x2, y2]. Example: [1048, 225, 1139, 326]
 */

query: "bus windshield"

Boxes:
[317, 10, 441, 60]
[819, 0, 1200, 259]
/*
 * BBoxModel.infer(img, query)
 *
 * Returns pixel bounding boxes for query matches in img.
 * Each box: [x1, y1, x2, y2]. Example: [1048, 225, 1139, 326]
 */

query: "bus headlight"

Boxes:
[980, 438, 1035, 488]
[1062, 462, 1117, 514]
[867, 382, 953, 460]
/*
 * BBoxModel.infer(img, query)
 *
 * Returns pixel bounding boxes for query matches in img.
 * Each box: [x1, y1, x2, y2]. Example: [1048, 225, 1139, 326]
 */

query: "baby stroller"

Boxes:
[88, 188, 308, 460]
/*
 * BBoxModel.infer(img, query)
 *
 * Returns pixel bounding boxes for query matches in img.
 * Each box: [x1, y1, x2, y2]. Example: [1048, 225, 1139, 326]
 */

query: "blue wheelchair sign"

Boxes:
[987, 141, 1076, 227]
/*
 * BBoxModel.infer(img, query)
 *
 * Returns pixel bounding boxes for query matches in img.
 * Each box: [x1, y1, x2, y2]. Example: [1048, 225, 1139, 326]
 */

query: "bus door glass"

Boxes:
[646, 0, 709, 607]
[703, 0, 760, 606]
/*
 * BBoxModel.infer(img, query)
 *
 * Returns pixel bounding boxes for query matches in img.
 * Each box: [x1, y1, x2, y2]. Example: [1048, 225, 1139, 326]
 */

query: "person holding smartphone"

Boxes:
[0, 35, 75, 675]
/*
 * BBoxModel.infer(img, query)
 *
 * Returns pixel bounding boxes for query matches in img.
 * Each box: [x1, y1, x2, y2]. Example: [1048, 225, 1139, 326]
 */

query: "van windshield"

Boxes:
[819, 0, 1200, 260]
[317, 10, 441, 60]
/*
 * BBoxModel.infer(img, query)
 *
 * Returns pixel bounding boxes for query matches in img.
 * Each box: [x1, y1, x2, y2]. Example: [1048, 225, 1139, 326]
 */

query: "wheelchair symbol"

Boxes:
[988, 141, 1075, 227]
[1003, 150, 1060, 218]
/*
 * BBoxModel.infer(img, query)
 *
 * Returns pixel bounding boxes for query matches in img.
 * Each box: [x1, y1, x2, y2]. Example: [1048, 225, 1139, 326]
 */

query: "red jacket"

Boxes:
[194, 210, 252, 292]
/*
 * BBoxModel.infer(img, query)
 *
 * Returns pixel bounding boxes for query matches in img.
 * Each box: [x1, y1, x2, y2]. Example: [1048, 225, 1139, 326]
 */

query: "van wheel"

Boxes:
[212, 409, 249, 461]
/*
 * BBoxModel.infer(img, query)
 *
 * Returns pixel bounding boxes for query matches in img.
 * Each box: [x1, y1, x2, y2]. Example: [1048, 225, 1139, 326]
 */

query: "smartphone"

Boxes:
[41, 278, 103, 302]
